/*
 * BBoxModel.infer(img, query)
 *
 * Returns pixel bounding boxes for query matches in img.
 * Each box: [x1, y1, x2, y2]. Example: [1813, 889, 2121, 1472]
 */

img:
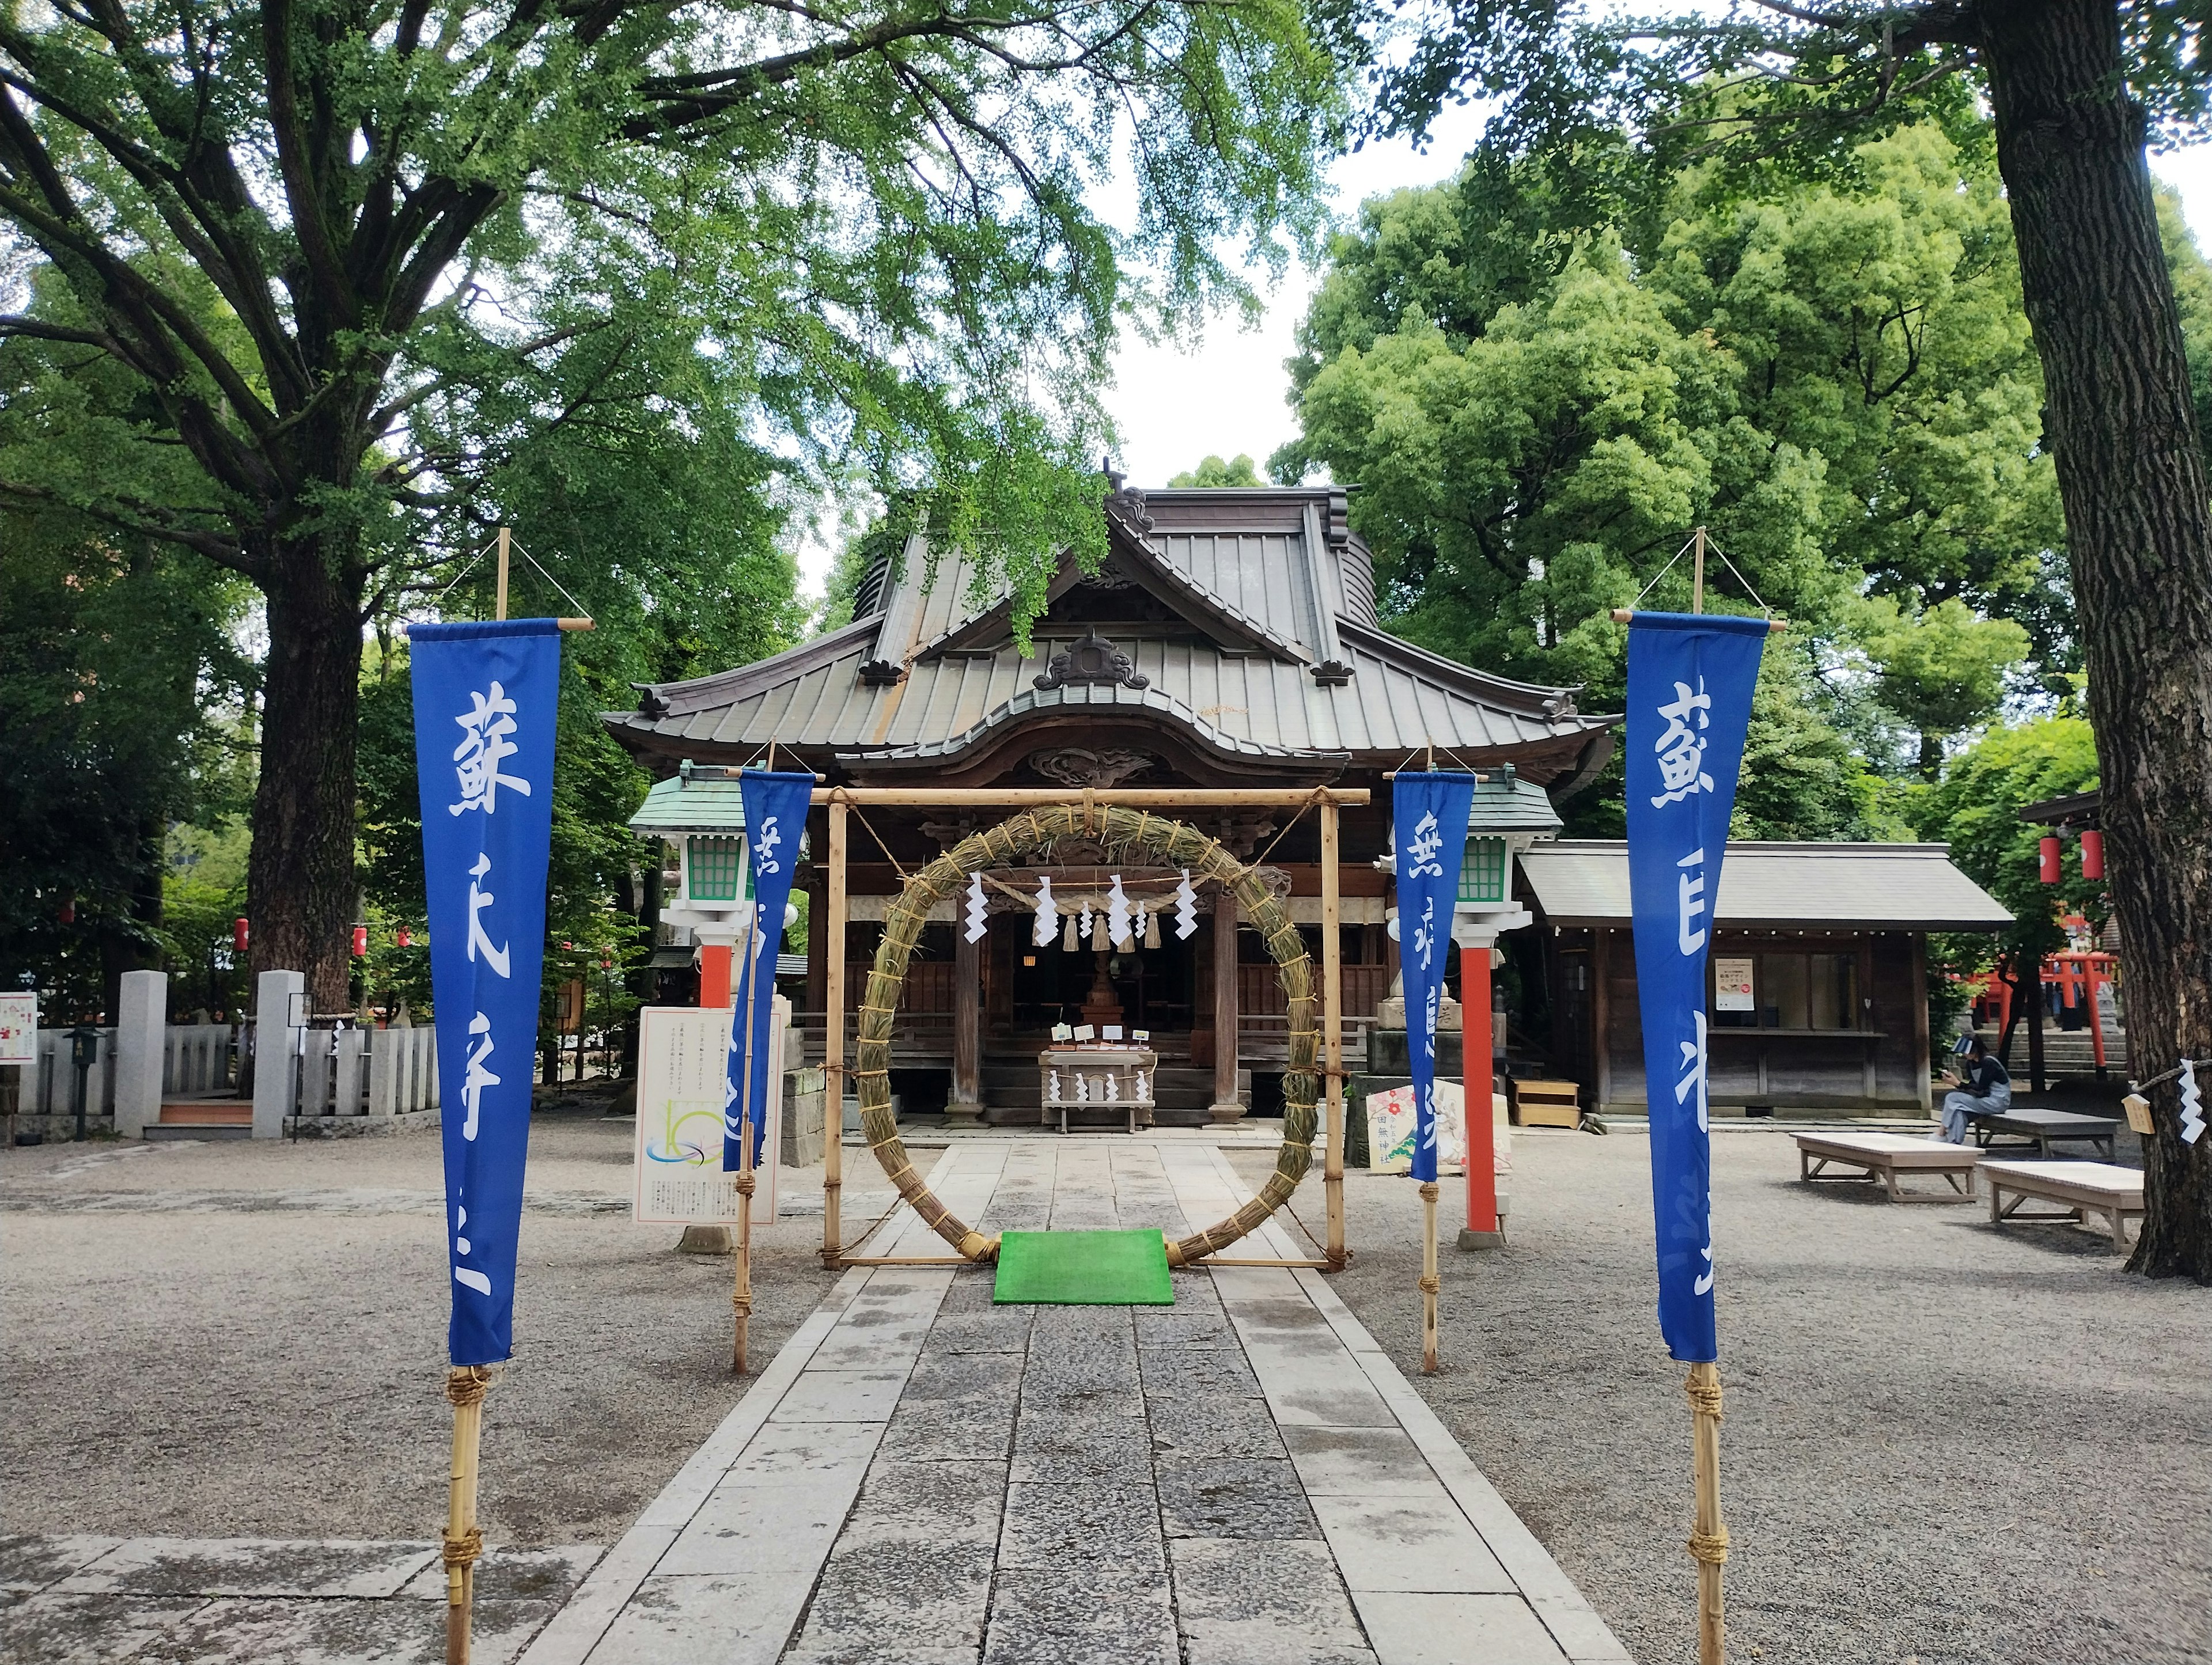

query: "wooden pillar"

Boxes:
[1592, 928, 1612, 1114]
[821, 801, 847, 1267]
[1210, 891, 1241, 1120]
[1320, 801, 1346, 1269]
[1910, 932, 1931, 1116]
[949, 919, 982, 1120]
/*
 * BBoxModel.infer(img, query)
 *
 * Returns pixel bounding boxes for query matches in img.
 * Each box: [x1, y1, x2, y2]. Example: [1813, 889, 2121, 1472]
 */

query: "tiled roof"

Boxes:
[606, 486, 1616, 786]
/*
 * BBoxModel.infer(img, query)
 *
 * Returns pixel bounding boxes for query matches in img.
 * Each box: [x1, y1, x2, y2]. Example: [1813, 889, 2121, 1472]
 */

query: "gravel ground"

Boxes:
[0, 1105, 873, 1548]
[1232, 1129, 2212, 1665]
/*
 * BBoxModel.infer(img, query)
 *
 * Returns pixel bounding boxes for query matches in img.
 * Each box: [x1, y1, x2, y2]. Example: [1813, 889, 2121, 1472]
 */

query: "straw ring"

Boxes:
[851, 802, 1322, 1266]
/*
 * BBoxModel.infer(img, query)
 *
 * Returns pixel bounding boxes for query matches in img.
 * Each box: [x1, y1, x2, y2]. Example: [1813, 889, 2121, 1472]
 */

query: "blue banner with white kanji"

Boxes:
[411, 619, 562, 1367]
[728, 771, 814, 1171]
[1625, 612, 1767, 1363]
[1392, 773, 1477, 1184]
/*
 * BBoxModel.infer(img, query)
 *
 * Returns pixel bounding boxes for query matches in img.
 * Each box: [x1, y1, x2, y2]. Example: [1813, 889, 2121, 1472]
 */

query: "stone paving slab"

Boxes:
[513, 1137, 1628, 1665]
[0, 1538, 601, 1663]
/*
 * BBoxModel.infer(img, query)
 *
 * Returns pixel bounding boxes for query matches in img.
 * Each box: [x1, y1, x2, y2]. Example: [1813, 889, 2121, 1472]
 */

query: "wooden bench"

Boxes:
[1967, 1106, 2121, 1160]
[1981, 1159, 2145, 1250]
[1793, 1132, 1982, 1203]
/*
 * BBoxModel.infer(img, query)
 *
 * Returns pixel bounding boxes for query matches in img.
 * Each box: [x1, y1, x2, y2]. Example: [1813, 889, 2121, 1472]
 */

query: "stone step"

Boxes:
[158, 1102, 252, 1125]
[144, 1124, 253, 1141]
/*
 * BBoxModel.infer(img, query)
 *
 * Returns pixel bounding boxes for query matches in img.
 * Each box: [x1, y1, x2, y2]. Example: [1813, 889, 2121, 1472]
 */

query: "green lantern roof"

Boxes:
[629, 763, 749, 837]
[1464, 772, 1563, 836]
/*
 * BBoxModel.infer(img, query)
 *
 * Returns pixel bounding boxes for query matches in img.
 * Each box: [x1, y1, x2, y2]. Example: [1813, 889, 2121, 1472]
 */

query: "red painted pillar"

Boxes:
[1461, 943, 1497, 1235]
[699, 944, 733, 1009]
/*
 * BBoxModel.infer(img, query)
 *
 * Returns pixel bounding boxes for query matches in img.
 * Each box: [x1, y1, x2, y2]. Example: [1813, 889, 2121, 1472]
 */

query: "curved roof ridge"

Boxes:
[632, 614, 883, 719]
[1336, 615, 1600, 721]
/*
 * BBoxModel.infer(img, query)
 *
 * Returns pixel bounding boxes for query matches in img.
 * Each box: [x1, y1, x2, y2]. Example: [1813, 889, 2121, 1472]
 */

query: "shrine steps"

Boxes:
[145, 1101, 253, 1141]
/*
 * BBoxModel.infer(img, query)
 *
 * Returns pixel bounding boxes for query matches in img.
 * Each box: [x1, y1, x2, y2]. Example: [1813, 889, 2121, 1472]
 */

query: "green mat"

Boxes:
[993, 1230, 1175, 1306]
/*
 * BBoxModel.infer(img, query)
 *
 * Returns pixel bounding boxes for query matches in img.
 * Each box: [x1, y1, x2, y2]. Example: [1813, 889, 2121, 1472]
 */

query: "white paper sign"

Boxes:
[0, 992, 35, 1067]
[1713, 957, 1756, 1014]
[632, 1001, 782, 1223]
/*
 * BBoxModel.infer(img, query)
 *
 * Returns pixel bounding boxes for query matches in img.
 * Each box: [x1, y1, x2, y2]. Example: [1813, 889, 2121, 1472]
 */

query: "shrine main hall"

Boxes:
[607, 481, 1998, 1122]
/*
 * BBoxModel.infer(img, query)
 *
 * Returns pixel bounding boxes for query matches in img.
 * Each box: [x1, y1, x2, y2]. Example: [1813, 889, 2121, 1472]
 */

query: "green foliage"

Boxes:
[159, 820, 253, 1018]
[1855, 596, 2030, 777]
[0, 0, 1357, 619]
[1168, 454, 1266, 487]
[0, 492, 254, 1010]
[1285, 123, 2084, 830]
[1912, 713, 2103, 965]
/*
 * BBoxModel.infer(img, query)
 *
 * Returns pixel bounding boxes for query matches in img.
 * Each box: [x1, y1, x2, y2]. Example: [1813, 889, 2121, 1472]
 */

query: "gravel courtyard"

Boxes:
[1239, 1129, 2212, 1665]
[0, 1106, 861, 1548]
[5, 1113, 2207, 1664]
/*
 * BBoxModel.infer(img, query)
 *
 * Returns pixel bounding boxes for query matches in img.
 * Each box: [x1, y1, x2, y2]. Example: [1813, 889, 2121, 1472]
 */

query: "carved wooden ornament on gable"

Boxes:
[1033, 626, 1149, 692]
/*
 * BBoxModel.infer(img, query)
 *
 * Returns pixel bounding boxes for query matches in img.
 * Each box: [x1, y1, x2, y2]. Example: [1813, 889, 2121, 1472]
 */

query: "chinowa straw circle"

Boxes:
[853, 803, 1320, 1265]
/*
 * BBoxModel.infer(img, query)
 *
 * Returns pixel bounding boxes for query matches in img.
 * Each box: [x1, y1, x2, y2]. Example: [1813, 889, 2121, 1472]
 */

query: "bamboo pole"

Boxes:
[1691, 524, 1706, 615]
[442, 1365, 493, 1665]
[822, 800, 847, 1268]
[733, 915, 760, 1374]
[804, 788, 1369, 807]
[1687, 1363, 1728, 1664]
[1419, 1181, 1441, 1373]
[494, 527, 510, 622]
[1610, 609, 1787, 633]
[1320, 799, 1347, 1270]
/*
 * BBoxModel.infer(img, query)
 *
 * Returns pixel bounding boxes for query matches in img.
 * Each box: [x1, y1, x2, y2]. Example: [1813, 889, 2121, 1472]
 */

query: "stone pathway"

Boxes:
[0, 1535, 601, 1663]
[522, 1139, 1630, 1665]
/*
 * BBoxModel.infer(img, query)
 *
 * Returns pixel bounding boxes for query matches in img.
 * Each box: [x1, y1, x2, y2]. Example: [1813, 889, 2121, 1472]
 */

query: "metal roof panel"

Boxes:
[1518, 841, 2014, 930]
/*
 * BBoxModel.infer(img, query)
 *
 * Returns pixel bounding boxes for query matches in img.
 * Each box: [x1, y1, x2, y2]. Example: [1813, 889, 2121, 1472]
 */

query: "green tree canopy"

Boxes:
[1281, 123, 2073, 820]
[1, 0, 1357, 1004]
[1168, 454, 1266, 486]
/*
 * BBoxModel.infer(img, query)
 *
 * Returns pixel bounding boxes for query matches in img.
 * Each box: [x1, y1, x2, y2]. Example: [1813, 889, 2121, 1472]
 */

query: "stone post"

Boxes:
[251, 969, 304, 1139]
[112, 969, 166, 1139]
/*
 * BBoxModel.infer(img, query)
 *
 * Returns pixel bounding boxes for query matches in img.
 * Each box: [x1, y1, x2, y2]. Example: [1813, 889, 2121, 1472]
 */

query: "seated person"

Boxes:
[1937, 1035, 2012, 1143]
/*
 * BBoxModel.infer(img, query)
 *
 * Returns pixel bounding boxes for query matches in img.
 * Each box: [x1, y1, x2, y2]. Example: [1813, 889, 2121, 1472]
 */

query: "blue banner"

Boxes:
[411, 619, 563, 1367]
[728, 771, 815, 1171]
[1625, 612, 1768, 1363]
[1392, 773, 1477, 1183]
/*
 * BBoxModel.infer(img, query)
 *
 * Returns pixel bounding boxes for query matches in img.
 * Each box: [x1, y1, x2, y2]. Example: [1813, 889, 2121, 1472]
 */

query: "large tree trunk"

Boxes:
[247, 545, 364, 1015]
[1982, 0, 2212, 1280]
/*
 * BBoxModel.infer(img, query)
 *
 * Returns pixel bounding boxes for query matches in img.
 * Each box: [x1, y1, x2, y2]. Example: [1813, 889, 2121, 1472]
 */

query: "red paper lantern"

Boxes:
[233, 916, 249, 952]
[351, 925, 369, 958]
[59, 895, 75, 925]
[2080, 828, 2104, 881]
[2039, 834, 2062, 884]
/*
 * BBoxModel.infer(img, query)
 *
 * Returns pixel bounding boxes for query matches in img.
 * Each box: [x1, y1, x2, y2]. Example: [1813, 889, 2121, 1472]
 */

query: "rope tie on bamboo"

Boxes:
[444, 1366, 492, 1409]
[1418, 1273, 1441, 1294]
[442, 1526, 484, 1571]
[1685, 1376, 1725, 1421]
[1688, 1526, 1730, 1565]
[734, 1171, 756, 1197]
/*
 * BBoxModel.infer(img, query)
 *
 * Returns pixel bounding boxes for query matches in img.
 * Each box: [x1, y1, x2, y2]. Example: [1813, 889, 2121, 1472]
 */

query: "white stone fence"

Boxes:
[7, 970, 441, 1139]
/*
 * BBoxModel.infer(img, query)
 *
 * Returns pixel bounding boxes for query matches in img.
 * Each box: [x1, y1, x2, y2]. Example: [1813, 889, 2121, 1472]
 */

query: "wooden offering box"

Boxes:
[1039, 1046, 1158, 1134]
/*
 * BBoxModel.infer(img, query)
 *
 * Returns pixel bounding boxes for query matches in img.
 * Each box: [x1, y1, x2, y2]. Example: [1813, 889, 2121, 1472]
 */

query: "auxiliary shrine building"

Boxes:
[606, 483, 2007, 1122]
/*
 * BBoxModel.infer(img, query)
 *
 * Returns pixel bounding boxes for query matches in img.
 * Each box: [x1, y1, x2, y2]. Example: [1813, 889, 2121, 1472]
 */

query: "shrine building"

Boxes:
[607, 481, 2008, 1122]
